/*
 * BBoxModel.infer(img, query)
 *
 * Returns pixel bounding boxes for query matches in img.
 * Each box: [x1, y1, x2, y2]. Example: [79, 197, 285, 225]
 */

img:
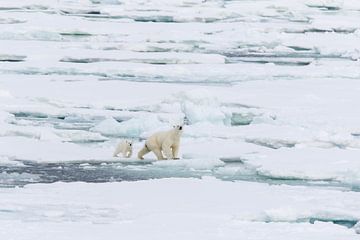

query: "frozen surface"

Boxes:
[1, 0, 360, 238]
[0, 178, 359, 240]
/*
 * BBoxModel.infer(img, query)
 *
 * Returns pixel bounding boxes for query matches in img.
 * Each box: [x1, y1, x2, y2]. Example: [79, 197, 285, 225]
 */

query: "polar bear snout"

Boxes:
[179, 126, 182, 130]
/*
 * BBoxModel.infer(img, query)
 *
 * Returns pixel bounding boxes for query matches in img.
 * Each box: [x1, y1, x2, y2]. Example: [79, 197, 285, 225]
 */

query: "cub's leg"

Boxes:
[124, 149, 132, 158]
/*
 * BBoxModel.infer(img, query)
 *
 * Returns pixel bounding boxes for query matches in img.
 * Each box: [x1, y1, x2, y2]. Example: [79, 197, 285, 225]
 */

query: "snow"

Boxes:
[167, 89, 229, 125]
[153, 157, 225, 170]
[0, 178, 359, 240]
[244, 147, 360, 183]
[1, 0, 360, 238]
[91, 115, 163, 138]
[0, 136, 112, 162]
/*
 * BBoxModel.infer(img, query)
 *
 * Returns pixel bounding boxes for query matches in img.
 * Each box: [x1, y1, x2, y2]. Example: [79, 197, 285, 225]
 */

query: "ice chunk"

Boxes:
[0, 172, 39, 185]
[0, 110, 13, 124]
[90, 0, 121, 4]
[163, 89, 229, 125]
[153, 158, 225, 170]
[90, 116, 163, 138]
[0, 89, 12, 98]
[0, 54, 26, 62]
[0, 156, 23, 166]
[231, 112, 254, 125]
[244, 147, 360, 183]
[54, 130, 109, 143]
[355, 221, 360, 234]
[0, 136, 112, 162]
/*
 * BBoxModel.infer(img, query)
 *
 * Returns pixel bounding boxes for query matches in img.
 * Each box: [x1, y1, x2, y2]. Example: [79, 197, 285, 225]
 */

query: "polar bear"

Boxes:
[138, 125, 183, 160]
[113, 140, 133, 158]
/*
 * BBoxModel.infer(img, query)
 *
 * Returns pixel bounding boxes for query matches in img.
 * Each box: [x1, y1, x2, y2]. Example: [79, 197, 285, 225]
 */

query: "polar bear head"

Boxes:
[125, 140, 132, 148]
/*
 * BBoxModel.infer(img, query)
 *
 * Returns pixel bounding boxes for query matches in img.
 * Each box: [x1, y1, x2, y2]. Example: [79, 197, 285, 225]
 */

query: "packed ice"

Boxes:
[1, 0, 360, 239]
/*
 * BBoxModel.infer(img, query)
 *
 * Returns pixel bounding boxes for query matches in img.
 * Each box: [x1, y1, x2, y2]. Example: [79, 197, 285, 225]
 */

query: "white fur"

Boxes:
[113, 140, 133, 158]
[138, 125, 183, 160]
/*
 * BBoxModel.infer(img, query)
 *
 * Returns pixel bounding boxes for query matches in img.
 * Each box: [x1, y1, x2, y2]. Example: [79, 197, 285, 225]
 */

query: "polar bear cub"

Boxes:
[138, 125, 183, 160]
[113, 140, 133, 158]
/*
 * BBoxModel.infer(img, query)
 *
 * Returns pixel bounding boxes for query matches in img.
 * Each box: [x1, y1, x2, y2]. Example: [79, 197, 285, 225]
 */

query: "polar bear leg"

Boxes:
[125, 149, 132, 158]
[162, 143, 173, 160]
[172, 144, 179, 159]
[122, 149, 131, 158]
[153, 148, 165, 160]
[137, 146, 150, 159]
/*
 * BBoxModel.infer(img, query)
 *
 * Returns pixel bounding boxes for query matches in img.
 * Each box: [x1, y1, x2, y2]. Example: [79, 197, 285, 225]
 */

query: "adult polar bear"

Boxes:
[138, 125, 183, 160]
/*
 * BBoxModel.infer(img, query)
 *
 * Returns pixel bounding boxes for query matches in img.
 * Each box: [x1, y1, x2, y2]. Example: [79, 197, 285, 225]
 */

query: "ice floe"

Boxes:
[1, 0, 360, 238]
[0, 178, 359, 239]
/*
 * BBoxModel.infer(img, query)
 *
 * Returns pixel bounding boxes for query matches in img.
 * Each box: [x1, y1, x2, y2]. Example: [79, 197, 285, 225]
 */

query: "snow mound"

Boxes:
[244, 147, 360, 183]
[91, 116, 163, 138]
[355, 221, 360, 234]
[163, 89, 229, 125]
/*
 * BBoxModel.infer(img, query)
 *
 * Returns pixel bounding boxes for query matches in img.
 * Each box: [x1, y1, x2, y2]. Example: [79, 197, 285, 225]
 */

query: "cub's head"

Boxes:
[125, 140, 133, 148]
[173, 125, 183, 131]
